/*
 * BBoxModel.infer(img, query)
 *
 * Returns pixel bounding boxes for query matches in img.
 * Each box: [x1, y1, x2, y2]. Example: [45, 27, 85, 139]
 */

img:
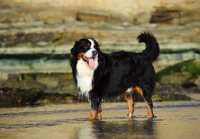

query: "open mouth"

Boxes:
[81, 55, 96, 69]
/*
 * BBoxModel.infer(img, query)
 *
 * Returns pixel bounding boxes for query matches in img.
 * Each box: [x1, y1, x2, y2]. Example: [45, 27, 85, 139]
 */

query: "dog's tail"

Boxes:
[137, 32, 160, 63]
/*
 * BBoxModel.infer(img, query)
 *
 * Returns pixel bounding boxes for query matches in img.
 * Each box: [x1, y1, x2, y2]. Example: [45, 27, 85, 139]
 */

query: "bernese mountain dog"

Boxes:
[70, 32, 160, 121]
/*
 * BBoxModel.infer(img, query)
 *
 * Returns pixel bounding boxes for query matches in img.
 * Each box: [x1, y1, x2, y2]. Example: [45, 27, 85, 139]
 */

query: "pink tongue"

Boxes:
[88, 59, 95, 69]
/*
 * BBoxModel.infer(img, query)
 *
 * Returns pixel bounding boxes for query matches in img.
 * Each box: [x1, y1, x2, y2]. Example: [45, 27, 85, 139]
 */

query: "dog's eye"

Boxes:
[85, 43, 90, 49]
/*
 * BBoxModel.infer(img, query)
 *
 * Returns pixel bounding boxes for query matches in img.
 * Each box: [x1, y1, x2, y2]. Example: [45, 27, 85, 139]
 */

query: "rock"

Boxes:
[157, 59, 200, 85]
[36, 41, 49, 46]
[24, 13, 35, 22]
[34, 10, 65, 24]
[0, 87, 80, 107]
[76, 9, 131, 23]
[158, 72, 192, 85]
[150, 6, 182, 24]
[1, 78, 46, 90]
[194, 76, 200, 87]
[152, 93, 191, 102]
[76, 9, 107, 22]
[0, 10, 16, 23]
[63, 17, 76, 23]
[133, 12, 151, 25]
[0, 72, 77, 94]
[0, 87, 42, 107]
[0, 72, 8, 80]
[179, 11, 200, 25]
[150, 6, 200, 25]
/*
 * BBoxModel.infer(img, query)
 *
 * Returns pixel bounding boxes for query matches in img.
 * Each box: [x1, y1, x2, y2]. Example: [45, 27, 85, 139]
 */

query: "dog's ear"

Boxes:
[71, 41, 78, 57]
[70, 47, 74, 56]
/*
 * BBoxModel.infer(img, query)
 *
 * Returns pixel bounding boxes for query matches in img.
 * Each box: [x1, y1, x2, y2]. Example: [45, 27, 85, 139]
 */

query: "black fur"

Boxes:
[70, 32, 160, 118]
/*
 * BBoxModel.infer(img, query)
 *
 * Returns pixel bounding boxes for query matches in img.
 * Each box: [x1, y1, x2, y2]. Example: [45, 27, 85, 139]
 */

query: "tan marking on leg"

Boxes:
[88, 105, 102, 121]
[133, 86, 143, 96]
[133, 86, 154, 117]
[97, 105, 102, 120]
[145, 100, 154, 117]
[124, 94, 134, 117]
[88, 109, 97, 121]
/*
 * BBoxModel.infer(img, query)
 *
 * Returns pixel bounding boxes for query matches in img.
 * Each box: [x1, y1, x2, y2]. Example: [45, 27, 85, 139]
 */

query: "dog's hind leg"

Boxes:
[124, 94, 134, 117]
[142, 85, 154, 117]
[144, 96, 154, 117]
[133, 86, 154, 117]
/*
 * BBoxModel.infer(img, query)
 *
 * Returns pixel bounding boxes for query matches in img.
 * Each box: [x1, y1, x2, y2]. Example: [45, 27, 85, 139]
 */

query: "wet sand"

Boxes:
[0, 100, 200, 139]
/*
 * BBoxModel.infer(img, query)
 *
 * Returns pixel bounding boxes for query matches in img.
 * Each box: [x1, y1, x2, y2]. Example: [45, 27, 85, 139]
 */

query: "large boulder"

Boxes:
[157, 59, 200, 87]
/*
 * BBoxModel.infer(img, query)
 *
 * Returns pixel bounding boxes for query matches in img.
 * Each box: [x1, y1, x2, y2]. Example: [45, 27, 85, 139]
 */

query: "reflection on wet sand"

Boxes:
[78, 118, 157, 139]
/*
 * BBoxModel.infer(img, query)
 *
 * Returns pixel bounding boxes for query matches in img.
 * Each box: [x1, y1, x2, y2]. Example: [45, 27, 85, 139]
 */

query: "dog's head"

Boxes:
[71, 38, 100, 69]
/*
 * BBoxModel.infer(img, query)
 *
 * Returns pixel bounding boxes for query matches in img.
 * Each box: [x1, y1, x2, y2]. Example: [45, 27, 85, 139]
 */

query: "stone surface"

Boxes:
[0, 21, 200, 71]
[3, 0, 200, 21]
[76, 9, 131, 23]
[133, 12, 151, 25]
[157, 59, 200, 86]
[0, 87, 80, 107]
[194, 76, 200, 87]
[150, 6, 200, 25]
[1, 0, 200, 25]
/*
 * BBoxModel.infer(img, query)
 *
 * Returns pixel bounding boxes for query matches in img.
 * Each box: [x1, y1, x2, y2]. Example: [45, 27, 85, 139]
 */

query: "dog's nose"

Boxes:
[92, 50, 98, 56]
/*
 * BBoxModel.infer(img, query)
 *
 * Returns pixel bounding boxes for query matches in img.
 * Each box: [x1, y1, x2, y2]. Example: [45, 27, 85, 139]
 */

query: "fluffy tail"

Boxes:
[137, 32, 160, 62]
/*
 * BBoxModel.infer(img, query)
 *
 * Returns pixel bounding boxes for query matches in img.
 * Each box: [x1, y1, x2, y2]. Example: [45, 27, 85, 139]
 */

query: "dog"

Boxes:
[70, 32, 160, 120]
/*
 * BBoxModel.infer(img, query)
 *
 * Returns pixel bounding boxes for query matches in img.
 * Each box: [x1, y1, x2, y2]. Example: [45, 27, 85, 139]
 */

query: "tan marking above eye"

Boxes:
[87, 43, 90, 46]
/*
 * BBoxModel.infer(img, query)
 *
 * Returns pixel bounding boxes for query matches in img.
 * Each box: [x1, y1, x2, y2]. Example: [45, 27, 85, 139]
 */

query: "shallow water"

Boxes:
[0, 101, 200, 139]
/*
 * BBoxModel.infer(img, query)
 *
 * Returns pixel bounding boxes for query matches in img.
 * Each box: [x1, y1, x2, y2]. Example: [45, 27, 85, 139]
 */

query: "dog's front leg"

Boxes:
[88, 97, 102, 121]
[97, 105, 102, 119]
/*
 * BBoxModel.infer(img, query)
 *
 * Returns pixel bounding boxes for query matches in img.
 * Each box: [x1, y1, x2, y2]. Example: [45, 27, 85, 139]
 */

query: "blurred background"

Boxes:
[0, 0, 200, 107]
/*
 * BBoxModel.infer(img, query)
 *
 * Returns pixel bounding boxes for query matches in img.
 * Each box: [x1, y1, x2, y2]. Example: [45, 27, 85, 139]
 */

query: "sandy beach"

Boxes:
[1, 98, 200, 139]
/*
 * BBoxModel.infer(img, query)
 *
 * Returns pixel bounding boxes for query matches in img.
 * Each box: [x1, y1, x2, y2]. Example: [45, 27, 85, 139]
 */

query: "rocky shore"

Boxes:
[1, 59, 199, 107]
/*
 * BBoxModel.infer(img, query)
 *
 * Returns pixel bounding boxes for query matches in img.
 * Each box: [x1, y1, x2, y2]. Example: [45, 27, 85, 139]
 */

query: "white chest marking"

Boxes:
[126, 87, 133, 94]
[76, 59, 95, 99]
